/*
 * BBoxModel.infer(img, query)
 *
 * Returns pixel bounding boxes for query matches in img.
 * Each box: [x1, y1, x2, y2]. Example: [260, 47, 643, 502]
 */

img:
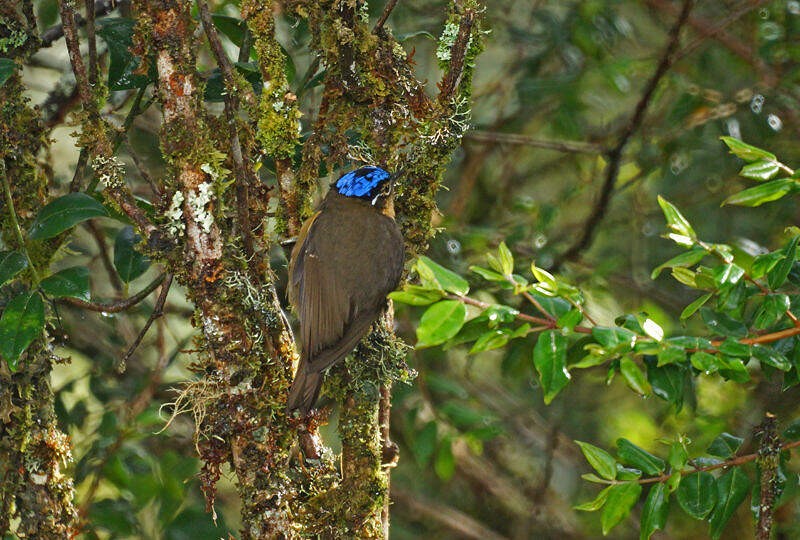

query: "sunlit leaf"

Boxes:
[601, 482, 642, 535]
[722, 178, 797, 207]
[416, 300, 467, 348]
[389, 285, 445, 306]
[575, 440, 617, 480]
[657, 196, 696, 241]
[739, 160, 780, 181]
[533, 330, 570, 404]
[720, 136, 776, 162]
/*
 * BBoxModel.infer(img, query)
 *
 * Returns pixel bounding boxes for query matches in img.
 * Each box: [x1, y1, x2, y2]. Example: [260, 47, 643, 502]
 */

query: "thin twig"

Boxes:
[85, 220, 124, 293]
[675, 0, 770, 63]
[373, 0, 400, 34]
[63, 273, 166, 313]
[120, 274, 173, 366]
[392, 488, 509, 540]
[585, 437, 800, 487]
[0, 161, 41, 282]
[465, 130, 605, 154]
[553, 0, 695, 270]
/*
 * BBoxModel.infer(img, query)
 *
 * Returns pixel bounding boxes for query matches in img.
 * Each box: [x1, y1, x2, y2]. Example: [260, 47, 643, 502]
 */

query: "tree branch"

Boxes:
[553, 0, 695, 270]
[465, 130, 605, 154]
[63, 273, 166, 313]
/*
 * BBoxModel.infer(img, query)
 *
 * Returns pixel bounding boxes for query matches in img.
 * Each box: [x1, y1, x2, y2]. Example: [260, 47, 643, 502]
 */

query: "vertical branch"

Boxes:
[242, 0, 304, 235]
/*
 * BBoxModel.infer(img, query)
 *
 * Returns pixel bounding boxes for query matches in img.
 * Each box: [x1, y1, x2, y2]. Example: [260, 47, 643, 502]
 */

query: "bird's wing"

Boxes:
[289, 213, 350, 364]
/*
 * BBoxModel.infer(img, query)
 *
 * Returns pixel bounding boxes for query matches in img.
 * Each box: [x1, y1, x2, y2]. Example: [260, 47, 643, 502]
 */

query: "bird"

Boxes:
[286, 166, 405, 415]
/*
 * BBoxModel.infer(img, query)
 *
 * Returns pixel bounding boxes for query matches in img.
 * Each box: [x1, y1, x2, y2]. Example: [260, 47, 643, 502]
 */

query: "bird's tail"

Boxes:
[286, 364, 323, 415]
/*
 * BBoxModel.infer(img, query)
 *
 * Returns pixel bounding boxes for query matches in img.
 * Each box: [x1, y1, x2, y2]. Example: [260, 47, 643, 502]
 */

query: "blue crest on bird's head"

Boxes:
[334, 166, 391, 199]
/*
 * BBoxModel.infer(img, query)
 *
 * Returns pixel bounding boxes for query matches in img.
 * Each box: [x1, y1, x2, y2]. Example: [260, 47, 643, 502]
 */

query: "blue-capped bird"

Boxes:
[286, 166, 405, 415]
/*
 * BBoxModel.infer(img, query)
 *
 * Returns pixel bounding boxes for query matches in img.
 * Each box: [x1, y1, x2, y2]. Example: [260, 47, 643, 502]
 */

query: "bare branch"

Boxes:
[121, 274, 173, 366]
[373, 0, 400, 34]
[63, 273, 166, 313]
[553, 0, 695, 270]
[465, 130, 605, 154]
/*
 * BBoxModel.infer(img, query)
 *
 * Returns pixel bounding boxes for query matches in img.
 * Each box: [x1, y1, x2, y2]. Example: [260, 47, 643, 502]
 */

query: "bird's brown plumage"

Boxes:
[286, 189, 404, 414]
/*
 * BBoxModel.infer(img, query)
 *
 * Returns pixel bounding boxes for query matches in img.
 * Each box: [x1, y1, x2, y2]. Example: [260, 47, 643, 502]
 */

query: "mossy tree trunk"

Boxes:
[0, 0, 482, 537]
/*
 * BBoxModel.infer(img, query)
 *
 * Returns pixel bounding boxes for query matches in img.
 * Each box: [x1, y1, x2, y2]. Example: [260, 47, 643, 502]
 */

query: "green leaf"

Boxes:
[0, 251, 28, 286]
[204, 62, 262, 102]
[651, 248, 707, 279]
[113, 226, 151, 283]
[617, 438, 665, 476]
[657, 196, 696, 241]
[575, 485, 612, 512]
[557, 309, 583, 331]
[753, 294, 790, 329]
[469, 329, 509, 354]
[640, 483, 669, 540]
[782, 418, 800, 441]
[668, 441, 688, 472]
[601, 482, 642, 535]
[700, 308, 747, 338]
[592, 326, 637, 350]
[722, 178, 797, 207]
[690, 351, 719, 373]
[657, 345, 685, 367]
[708, 468, 750, 539]
[0, 58, 16, 87]
[469, 265, 505, 282]
[533, 330, 570, 404]
[0, 291, 45, 370]
[434, 437, 455, 480]
[416, 300, 467, 348]
[210, 14, 247, 47]
[712, 263, 745, 286]
[388, 286, 444, 306]
[416, 256, 469, 295]
[676, 471, 717, 519]
[716, 355, 750, 383]
[751, 251, 783, 279]
[752, 345, 791, 371]
[96, 18, 155, 90]
[718, 339, 751, 357]
[646, 362, 685, 410]
[707, 432, 743, 458]
[497, 242, 514, 275]
[739, 160, 780, 181]
[575, 440, 617, 480]
[28, 193, 109, 240]
[411, 422, 437, 467]
[768, 235, 798, 289]
[720, 136, 777, 162]
[619, 356, 650, 395]
[39, 267, 90, 300]
[671, 267, 697, 287]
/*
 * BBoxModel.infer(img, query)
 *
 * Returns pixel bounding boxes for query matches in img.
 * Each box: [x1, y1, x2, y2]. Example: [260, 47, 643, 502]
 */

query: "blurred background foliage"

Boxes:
[12, 0, 800, 538]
